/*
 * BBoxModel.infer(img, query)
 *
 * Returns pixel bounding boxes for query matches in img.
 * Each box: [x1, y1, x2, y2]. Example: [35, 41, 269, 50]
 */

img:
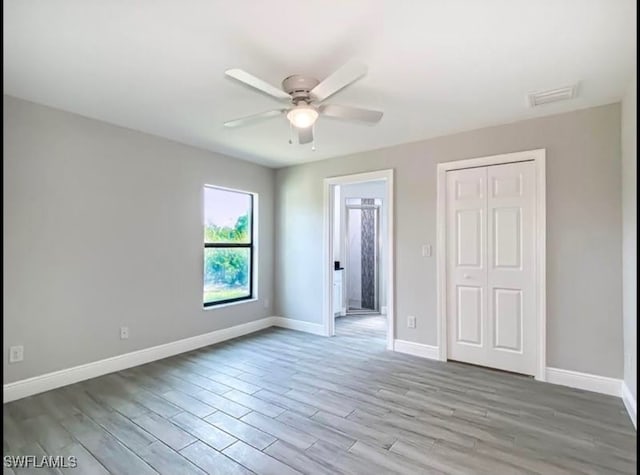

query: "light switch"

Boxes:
[422, 244, 432, 257]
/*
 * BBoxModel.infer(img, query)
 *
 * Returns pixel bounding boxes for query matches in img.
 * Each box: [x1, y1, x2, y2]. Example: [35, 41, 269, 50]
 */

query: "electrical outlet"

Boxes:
[120, 327, 129, 340]
[407, 316, 416, 328]
[263, 299, 270, 309]
[9, 345, 24, 363]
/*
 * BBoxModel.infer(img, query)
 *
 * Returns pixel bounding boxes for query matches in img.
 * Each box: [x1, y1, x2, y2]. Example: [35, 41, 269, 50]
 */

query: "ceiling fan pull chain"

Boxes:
[288, 121, 293, 145]
[311, 124, 316, 151]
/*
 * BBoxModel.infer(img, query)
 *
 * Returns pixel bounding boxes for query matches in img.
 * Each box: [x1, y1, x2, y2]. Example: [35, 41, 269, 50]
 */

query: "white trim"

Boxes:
[322, 179, 333, 337]
[622, 381, 637, 429]
[325, 169, 394, 186]
[3, 317, 276, 403]
[202, 298, 258, 310]
[393, 340, 440, 360]
[436, 165, 448, 362]
[436, 149, 547, 380]
[271, 317, 325, 335]
[535, 154, 547, 381]
[381, 306, 388, 315]
[545, 367, 622, 397]
[323, 169, 395, 350]
[380, 348, 625, 401]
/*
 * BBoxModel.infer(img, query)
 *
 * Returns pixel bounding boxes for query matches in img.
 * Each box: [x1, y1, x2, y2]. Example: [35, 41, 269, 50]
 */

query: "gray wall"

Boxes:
[3, 95, 626, 384]
[621, 76, 637, 399]
[275, 103, 623, 378]
[3, 96, 275, 384]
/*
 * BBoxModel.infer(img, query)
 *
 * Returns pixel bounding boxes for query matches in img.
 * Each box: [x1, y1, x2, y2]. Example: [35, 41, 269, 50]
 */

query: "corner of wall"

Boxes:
[621, 73, 637, 416]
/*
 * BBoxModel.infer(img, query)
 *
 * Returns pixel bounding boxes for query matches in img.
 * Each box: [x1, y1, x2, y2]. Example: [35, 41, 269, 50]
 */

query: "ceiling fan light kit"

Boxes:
[224, 61, 383, 146]
[286, 104, 319, 128]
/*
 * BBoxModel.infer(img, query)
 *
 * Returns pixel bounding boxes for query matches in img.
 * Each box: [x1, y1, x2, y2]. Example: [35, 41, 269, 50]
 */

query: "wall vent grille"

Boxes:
[527, 84, 579, 107]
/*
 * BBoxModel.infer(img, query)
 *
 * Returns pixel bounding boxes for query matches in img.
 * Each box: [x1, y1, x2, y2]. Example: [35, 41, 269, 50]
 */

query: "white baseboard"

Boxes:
[622, 381, 637, 429]
[271, 316, 326, 336]
[393, 339, 440, 360]
[3, 317, 276, 403]
[545, 367, 622, 397]
[386, 348, 625, 400]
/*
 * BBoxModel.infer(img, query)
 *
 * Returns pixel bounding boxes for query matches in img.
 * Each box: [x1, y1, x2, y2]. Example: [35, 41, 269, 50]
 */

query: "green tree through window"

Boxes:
[203, 187, 254, 305]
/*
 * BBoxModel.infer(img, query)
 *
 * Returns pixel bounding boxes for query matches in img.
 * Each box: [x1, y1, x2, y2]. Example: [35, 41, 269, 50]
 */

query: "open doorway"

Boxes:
[345, 196, 382, 314]
[323, 170, 394, 350]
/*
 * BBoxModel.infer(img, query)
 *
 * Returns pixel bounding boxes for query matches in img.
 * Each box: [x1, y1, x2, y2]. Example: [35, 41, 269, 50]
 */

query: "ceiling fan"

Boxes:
[223, 61, 383, 146]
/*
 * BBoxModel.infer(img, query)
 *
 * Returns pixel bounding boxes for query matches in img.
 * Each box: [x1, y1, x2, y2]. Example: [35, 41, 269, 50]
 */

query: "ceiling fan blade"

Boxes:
[225, 69, 291, 100]
[320, 104, 383, 123]
[298, 126, 313, 144]
[224, 109, 285, 128]
[310, 61, 368, 102]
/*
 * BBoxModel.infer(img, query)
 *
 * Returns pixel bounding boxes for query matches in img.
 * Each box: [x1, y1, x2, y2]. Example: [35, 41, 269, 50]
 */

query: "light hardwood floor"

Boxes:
[3, 315, 636, 474]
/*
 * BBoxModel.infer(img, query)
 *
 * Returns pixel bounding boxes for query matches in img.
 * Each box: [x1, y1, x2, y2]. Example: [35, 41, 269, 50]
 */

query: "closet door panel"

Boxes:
[446, 167, 488, 364]
[486, 161, 536, 375]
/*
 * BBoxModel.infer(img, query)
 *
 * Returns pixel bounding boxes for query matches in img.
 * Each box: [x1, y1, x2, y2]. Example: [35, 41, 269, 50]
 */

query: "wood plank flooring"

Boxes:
[3, 315, 636, 474]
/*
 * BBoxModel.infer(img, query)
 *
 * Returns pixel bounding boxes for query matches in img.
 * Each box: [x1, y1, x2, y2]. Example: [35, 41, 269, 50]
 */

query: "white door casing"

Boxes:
[322, 169, 395, 350]
[446, 161, 537, 375]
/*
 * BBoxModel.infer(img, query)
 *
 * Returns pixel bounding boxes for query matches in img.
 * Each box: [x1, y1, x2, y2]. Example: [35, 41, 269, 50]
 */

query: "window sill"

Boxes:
[203, 298, 258, 311]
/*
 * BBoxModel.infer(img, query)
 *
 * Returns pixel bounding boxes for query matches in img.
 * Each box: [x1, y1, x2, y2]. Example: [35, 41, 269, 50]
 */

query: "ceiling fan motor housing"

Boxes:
[282, 75, 320, 103]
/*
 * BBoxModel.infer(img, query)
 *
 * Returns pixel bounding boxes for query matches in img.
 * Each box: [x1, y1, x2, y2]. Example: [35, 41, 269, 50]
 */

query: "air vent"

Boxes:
[527, 84, 579, 107]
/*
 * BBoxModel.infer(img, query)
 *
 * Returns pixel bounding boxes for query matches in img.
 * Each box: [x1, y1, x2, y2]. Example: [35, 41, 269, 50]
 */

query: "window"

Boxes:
[203, 186, 254, 306]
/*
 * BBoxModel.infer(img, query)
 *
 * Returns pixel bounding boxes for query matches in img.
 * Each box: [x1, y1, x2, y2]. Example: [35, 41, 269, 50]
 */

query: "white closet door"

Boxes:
[447, 161, 536, 375]
[446, 167, 488, 364]
[486, 161, 536, 374]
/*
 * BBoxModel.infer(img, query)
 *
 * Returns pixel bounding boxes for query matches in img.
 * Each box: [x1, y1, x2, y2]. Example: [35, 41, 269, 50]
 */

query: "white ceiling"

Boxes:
[3, 0, 636, 168]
